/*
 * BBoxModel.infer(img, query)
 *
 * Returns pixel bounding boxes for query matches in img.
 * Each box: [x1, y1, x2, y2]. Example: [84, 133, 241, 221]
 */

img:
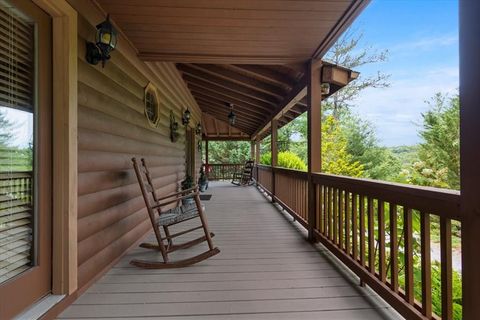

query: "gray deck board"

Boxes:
[59, 182, 401, 319]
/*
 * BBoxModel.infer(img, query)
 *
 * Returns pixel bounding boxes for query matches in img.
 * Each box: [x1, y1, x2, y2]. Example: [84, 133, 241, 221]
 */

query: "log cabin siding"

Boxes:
[74, 8, 202, 288]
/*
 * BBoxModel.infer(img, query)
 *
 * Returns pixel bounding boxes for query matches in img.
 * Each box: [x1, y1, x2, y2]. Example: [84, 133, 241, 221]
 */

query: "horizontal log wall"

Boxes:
[73, 3, 201, 288]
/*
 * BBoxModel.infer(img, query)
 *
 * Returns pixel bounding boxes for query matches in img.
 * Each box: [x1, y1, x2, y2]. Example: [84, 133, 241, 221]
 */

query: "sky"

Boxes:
[340, 0, 459, 147]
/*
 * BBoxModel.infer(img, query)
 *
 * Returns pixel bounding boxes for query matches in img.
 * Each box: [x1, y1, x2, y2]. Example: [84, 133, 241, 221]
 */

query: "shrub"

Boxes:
[259, 151, 307, 171]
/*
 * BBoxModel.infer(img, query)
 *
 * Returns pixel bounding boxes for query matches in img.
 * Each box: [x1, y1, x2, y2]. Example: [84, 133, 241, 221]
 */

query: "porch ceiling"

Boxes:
[95, 0, 367, 139]
[178, 63, 308, 137]
[95, 0, 361, 64]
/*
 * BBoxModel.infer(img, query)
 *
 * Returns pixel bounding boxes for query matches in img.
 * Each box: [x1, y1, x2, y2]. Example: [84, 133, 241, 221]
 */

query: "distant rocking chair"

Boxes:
[131, 157, 220, 268]
[231, 160, 255, 186]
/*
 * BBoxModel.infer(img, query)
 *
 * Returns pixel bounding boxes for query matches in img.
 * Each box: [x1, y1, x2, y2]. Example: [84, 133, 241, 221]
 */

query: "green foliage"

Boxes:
[340, 111, 401, 180]
[400, 93, 460, 190]
[0, 109, 13, 147]
[260, 151, 307, 171]
[322, 116, 364, 177]
[206, 141, 251, 164]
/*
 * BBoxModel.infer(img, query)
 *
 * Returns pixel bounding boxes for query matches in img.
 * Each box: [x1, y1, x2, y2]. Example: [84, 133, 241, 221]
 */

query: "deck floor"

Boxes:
[59, 182, 401, 320]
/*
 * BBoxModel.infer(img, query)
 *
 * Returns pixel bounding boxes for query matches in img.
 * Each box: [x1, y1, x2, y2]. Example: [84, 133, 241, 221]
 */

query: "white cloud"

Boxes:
[352, 65, 459, 146]
[390, 34, 458, 54]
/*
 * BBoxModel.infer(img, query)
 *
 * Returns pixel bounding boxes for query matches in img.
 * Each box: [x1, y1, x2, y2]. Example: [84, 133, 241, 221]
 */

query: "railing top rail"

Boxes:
[0, 171, 33, 180]
[313, 172, 461, 220]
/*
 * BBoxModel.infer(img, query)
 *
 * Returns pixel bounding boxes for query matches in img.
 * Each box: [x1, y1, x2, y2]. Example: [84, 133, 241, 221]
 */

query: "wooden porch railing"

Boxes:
[255, 164, 461, 320]
[207, 163, 243, 181]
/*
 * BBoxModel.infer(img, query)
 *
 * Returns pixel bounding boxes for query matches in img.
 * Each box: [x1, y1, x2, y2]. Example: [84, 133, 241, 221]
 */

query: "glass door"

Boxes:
[0, 1, 52, 318]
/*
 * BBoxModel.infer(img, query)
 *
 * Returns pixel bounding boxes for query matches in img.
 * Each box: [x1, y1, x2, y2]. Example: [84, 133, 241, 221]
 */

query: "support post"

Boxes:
[250, 140, 255, 160]
[255, 140, 260, 164]
[460, 1, 480, 318]
[205, 139, 209, 166]
[307, 59, 322, 241]
[271, 120, 278, 202]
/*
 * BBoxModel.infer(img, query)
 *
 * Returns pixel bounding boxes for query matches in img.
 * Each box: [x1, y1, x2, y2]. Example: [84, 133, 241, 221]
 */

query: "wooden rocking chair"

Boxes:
[131, 157, 220, 268]
[231, 160, 255, 186]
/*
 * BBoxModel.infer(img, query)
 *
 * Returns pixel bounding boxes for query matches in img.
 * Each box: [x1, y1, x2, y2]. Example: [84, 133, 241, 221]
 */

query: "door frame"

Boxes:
[32, 0, 78, 296]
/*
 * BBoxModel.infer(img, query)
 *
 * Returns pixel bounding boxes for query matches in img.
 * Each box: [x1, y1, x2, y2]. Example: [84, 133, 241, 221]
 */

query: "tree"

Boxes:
[323, 29, 390, 117]
[341, 111, 402, 181]
[0, 109, 13, 146]
[401, 93, 460, 189]
[206, 141, 250, 164]
[322, 116, 364, 177]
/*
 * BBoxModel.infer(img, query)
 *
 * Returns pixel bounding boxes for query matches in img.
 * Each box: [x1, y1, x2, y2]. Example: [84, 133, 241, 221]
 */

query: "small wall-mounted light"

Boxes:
[86, 14, 117, 67]
[227, 103, 236, 126]
[182, 108, 191, 126]
[321, 83, 330, 95]
[195, 123, 202, 135]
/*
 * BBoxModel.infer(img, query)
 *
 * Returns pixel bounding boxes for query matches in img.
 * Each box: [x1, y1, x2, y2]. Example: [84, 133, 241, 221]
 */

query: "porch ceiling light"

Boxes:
[182, 108, 191, 125]
[86, 14, 118, 67]
[227, 103, 236, 126]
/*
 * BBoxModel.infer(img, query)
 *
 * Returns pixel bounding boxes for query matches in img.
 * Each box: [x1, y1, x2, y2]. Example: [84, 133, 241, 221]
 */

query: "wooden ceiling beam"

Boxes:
[186, 81, 274, 112]
[184, 64, 286, 99]
[200, 109, 258, 134]
[178, 65, 279, 105]
[228, 64, 294, 91]
[199, 103, 260, 127]
[196, 98, 266, 123]
[192, 91, 270, 117]
[252, 75, 308, 139]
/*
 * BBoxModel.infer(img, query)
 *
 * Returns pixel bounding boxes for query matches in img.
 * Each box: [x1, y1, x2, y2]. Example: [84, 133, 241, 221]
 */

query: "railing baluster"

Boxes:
[333, 188, 338, 244]
[317, 185, 322, 231]
[440, 217, 453, 320]
[328, 186, 333, 240]
[404, 207, 414, 304]
[368, 197, 375, 273]
[345, 191, 351, 255]
[390, 203, 399, 292]
[323, 185, 328, 235]
[420, 211, 432, 318]
[378, 200, 386, 282]
[359, 195, 366, 268]
[352, 193, 358, 261]
[339, 190, 344, 250]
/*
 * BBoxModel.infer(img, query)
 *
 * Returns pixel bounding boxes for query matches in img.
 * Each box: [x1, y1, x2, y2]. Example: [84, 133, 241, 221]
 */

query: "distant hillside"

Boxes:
[388, 145, 419, 167]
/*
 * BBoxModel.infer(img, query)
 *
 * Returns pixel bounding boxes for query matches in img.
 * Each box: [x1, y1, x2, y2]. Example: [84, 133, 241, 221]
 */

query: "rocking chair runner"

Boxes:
[131, 157, 219, 268]
[232, 160, 255, 186]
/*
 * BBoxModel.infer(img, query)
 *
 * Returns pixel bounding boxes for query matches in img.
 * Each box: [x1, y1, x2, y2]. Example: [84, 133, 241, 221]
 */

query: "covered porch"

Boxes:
[0, 0, 478, 319]
[59, 182, 397, 319]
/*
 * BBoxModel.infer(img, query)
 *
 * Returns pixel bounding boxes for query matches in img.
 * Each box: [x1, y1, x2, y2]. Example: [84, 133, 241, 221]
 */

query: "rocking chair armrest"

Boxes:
[152, 192, 200, 208]
[156, 186, 199, 201]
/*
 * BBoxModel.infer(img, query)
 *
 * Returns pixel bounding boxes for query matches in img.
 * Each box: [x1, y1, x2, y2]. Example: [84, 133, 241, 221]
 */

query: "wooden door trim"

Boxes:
[33, 0, 78, 295]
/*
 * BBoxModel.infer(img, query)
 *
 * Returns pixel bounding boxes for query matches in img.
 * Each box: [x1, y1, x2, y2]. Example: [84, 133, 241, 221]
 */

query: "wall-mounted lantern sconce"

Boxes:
[86, 14, 117, 67]
[182, 108, 191, 126]
[195, 123, 202, 135]
[227, 103, 236, 126]
[321, 83, 330, 95]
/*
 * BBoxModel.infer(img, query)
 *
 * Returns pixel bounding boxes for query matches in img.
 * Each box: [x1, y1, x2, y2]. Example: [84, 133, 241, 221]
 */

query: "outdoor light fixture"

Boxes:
[227, 103, 236, 126]
[321, 83, 330, 95]
[195, 123, 202, 135]
[86, 14, 117, 67]
[182, 108, 191, 125]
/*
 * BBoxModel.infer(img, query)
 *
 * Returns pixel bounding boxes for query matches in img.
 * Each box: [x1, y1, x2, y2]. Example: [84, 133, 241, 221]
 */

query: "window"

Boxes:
[144, 83, 160, 127]
[0, 3, 35, 284]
